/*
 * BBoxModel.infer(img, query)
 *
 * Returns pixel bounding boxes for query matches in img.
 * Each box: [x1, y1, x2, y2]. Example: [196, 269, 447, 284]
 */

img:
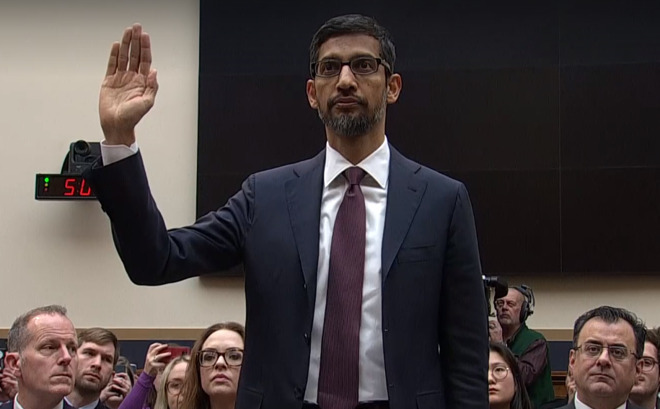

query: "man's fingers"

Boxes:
[138, 32, 152, 76]
[128, 23, 142, 72]
[117, 26, 132, 72]
[105, 42, 120, 77]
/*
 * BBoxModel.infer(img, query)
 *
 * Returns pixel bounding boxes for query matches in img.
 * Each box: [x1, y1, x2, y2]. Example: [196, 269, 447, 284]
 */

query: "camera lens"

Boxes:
[73, 140, 91, 156]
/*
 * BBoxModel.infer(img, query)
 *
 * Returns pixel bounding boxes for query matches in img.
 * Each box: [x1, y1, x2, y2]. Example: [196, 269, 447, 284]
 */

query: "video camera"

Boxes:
[483, 275, 508, 316]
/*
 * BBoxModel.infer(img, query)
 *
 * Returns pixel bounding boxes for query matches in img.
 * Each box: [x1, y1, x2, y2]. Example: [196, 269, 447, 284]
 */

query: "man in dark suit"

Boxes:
[629, 327, 660, 409]
[66, 328, 124, 409]
[87, 14, 488, 409]
[2, 305, 78, 409]
[555, 306, 646, 409]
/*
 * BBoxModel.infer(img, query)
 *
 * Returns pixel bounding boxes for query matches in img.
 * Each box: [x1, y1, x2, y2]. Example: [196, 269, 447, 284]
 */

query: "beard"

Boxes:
[318, 89, 387, 137]
[75, 373, 110, 395]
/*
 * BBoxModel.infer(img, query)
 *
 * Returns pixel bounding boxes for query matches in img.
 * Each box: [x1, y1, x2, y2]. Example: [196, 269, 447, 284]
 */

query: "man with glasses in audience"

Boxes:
[556, 306, 646, 409]
[490, 286, 554, 408]
[630, 328, 660, 409]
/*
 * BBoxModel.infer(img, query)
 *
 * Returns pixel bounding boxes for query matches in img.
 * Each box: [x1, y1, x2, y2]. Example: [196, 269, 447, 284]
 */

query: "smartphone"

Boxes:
[163, 346, 190, 363]
[0, 348, 5, 371]
[114, 364, 127, 373]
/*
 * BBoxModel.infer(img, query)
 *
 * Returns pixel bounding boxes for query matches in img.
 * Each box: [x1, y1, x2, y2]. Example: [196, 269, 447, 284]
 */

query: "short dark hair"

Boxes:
[309, 14, 396, 76]
[490, 342, 533, 409]
[572, 306, 646, 356]
[8, 305, 69, 353]
[78, 327, 120, 365]
[644, 327, 660, 374]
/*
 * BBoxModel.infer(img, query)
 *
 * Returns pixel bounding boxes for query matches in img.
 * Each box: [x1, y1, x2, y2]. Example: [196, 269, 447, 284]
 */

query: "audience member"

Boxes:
[66, 328, 119, 409]
[0, 367, 18, 403]
[2, 305, 78, 409]
[178, 322, 245, 409]
[556, 305, 645, 409]
[630, 327, 660, 409]
[489, 342, 533, 409]
[153, 356, 190, 409]
[118, 343, 171, 409]
[491, 285, 555, 408]
[564, 368, 576, 403]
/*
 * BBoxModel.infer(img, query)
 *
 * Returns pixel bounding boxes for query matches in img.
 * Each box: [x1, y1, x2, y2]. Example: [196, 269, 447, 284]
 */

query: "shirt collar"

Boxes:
[64, 396, 100, 409]
[323, 136, 390, 189]
[15, 395, 65, 409]
[574, 392, 628, 409]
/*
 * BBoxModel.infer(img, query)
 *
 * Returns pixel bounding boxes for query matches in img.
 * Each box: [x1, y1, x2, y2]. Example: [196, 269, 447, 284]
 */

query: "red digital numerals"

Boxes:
[64, 178, 92, 196]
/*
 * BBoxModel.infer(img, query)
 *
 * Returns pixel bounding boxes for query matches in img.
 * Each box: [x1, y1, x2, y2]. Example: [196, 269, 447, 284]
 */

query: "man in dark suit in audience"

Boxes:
[86, 13, 488, 409]
[556, 306, 645, 409]
[66, 328, 127, 409]
[629, 327, 660, 409]
[2, 305, 77, 409]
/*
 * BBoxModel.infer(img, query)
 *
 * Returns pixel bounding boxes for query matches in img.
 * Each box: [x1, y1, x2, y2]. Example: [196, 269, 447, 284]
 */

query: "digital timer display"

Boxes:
[35, 174, 97, 200]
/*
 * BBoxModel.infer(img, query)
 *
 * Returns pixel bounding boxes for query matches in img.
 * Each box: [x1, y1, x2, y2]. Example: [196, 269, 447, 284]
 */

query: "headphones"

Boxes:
[514, 284, 535, 323]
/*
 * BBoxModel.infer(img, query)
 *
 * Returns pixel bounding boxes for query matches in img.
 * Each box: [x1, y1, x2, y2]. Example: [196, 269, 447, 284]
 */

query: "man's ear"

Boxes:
[306, 79, 319, 109]
[568, 349, 576, 374]
[386, 73, 402, 104]
[5, 352, 21, 378]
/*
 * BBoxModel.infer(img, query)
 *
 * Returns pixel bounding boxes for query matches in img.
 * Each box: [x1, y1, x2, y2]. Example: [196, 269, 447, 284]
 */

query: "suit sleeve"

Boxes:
[439, 183, 489, 408]
[85, 151, 252, 285]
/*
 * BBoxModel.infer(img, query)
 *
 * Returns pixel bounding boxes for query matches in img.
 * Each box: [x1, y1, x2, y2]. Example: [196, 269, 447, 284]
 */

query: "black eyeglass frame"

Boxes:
[310, 56, 392, 78]
[197, 347, 244, 368]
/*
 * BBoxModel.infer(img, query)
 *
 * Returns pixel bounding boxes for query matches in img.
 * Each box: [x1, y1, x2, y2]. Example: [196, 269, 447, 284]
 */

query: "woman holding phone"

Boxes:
[178, 322, 245, 409]
[118, 343, 187, 409]
[154, 355, 190, 409]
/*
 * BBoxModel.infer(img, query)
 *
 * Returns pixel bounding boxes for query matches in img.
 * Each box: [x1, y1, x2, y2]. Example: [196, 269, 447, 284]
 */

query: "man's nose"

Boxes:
[58, 345, 74, 365]
[596, 348, 613, 366]
[336, 65, 357, 90]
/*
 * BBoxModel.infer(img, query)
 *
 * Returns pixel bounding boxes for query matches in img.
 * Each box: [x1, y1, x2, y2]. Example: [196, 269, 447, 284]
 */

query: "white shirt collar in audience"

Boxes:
[14, 395, 64, 409]
[574, 393, 627, 409]
[64, 396, 99, 409]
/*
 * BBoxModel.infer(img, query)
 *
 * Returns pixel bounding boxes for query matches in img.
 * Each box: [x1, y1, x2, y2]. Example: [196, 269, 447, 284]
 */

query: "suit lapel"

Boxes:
[285, 150, 325, 307]
[381, 146, 426, 281]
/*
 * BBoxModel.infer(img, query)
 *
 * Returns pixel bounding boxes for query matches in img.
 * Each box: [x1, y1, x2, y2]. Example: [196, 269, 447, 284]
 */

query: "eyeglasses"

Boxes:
[490, 364, 509, 381]
[574, 342, 636, 361]
[640, 356, 658, 373]
[198, 348, 243, 368]
[166, 380, 184, 395]
[311, 56, 391, 78]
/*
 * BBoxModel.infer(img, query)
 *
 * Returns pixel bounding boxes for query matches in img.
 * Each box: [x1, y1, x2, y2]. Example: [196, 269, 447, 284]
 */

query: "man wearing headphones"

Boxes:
[490, 285, 555, 408]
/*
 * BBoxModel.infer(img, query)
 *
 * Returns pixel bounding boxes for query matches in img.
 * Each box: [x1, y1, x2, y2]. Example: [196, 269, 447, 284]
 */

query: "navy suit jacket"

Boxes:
[87, 145, 489, 409]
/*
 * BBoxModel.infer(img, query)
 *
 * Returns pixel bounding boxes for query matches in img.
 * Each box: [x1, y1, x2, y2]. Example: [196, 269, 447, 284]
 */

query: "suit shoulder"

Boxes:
[252, 151, 324, 183]
[394, 150, 465, 190]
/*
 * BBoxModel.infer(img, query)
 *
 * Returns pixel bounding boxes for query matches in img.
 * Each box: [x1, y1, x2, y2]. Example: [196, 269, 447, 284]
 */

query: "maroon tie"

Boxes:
[318, 167, 367, 409]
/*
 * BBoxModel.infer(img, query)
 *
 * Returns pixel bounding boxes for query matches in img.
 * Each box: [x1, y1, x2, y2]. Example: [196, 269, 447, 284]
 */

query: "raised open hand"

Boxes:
[100, 23, 158, 146]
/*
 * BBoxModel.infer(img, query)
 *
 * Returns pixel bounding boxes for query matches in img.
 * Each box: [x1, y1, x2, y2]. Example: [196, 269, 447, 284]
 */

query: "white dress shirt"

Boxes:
[304, 138, 389, 403]
[14, 395, 64, 409]
[100, 138, 391, 401]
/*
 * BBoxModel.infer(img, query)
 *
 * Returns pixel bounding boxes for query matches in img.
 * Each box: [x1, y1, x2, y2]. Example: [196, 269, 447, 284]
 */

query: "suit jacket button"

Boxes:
[303, 333, 310, 344]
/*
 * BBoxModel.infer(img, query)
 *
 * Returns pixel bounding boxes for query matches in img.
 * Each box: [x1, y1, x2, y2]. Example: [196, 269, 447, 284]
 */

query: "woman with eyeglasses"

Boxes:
[489, 342, 533, 409]
[118, 343, 180, 409]
[154, 355, 190, 409]
[178, 322, 245, 409]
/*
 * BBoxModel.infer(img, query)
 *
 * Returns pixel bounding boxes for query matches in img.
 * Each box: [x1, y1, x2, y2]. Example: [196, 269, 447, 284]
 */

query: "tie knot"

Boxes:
[344, 167, 366, 186]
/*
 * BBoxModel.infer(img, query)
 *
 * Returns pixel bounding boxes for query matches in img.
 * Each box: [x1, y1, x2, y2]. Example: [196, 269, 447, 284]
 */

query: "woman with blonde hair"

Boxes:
[154, 355, 190, 409]
[178, 322, 245, 409]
